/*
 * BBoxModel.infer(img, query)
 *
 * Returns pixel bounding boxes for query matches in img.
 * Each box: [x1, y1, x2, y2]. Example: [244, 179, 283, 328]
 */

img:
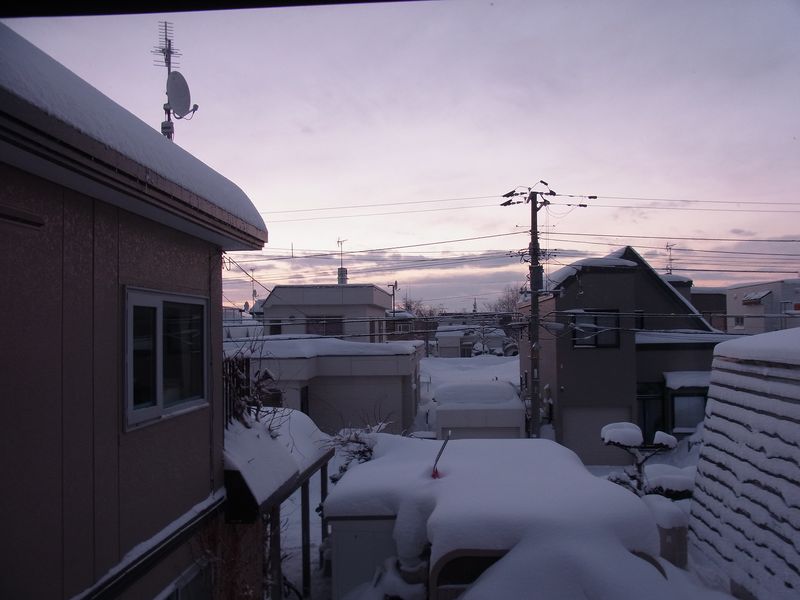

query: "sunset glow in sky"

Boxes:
[4, 1, 799, 311]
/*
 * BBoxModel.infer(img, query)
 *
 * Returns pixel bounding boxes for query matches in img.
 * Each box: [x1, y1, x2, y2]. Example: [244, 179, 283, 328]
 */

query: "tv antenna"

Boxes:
[337, 237, 347, 268]
[152, 21, 198, 140]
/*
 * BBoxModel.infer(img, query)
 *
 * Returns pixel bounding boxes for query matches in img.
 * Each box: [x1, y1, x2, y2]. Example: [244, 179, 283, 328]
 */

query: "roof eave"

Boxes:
[0, 88, 267, 251]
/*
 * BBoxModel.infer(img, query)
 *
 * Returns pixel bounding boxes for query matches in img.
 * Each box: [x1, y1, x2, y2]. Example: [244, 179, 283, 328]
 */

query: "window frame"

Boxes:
[126, 287, 209, 429]
[571, 309, 620, 348]
[306, 315, 344, 336]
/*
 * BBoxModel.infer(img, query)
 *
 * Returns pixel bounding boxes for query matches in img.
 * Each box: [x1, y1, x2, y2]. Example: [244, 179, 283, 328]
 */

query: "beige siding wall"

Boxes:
[0, 164, 223, 598]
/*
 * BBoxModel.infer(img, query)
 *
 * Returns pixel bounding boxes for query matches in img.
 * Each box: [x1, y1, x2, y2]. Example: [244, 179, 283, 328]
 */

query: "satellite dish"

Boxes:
[166, 71, 192, 118]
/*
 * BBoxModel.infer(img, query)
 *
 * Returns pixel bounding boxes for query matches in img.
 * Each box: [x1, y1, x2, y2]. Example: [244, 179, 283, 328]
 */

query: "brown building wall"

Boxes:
[0, 164, 224, 598]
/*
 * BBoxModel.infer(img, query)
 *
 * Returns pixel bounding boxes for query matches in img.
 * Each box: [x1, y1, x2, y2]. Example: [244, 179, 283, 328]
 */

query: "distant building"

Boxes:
[225, 336, 423, 434]
[251, 283, 391, 342]
[726, 279, 800, 334]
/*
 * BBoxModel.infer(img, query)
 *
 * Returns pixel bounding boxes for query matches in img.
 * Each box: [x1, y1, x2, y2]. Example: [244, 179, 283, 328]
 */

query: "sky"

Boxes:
[3, 0, 800, 312]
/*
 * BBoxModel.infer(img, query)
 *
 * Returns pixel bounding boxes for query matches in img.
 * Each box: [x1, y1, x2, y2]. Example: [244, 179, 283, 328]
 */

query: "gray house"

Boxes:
[0, 25, 268, 598]
[519, 247, 738, 465]
[252, 283, 392, 342]
[726, 279, 800, 334]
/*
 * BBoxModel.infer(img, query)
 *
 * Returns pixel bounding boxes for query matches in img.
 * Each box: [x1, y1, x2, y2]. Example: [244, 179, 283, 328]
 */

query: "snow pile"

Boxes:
[653, 431, 678, 449]
[689, 328, 800, 599]
[433, 381, 520, 408]
[708, 326, 800, 366]
[326, 434, 730, 599]
[645, 464, 695, 496]
[461, 525, 729, 600]
[416, 356, 521, 431]
[601, 422, 644, 447]
[224, 409, 329, 504]
[342, 558, 425, 600]
[664, 371, 711, 390]
[325, 435, 660, 580]
[642, 494, 689, 530]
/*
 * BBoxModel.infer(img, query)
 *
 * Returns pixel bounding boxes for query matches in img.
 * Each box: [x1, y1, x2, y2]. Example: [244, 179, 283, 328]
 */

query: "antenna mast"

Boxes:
[337, 238, 348, 284]
[152, 21, 198, 141]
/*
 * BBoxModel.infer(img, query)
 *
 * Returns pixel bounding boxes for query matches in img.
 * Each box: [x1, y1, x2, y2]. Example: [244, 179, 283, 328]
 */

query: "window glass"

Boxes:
[573, 314, 596, 347]
[127, 289, 207, 427]
[674, 395, 706, 432]
[132, 305, 157, 408]
[163, 301, 205, 406]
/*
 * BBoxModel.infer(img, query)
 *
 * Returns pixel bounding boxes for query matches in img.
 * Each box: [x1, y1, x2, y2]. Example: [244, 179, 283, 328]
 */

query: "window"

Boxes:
[673, 395, 706, 433]
[397, 322, 412, 333]
[268, 319, 282, 335]
[307, 316, 343, 336]
[733, 315, 745, 328]
[127, 289, 207, 427]
[572, 310, 619, 348]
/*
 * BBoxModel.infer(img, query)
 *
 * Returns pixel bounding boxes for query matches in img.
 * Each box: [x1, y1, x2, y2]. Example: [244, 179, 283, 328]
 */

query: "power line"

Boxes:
[261, 195, 499, 215]
[548, 231, 800, 243]
[551, 201, 800, 214]
[260, 192, 800, 217]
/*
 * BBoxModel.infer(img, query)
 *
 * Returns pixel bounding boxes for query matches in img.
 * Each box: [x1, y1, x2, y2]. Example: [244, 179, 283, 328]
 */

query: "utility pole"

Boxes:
[388, 281, 399, 316]
[527, 189, 548, 437]
[501, 182, 553, 437]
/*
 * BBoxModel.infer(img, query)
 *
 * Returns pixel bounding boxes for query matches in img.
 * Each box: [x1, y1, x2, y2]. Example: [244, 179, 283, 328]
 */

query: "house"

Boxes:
[690, 327, 800, 599]
[0, 24, 270, 598]
[520, 246, 740, 465]
[726, 279, 800, 334]
[251, 283, 392, 342]
[224, 335, 424, 435]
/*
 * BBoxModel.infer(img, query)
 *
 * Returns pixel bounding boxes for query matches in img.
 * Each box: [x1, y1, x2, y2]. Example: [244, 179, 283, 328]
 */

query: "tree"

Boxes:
[402, 296, 444, 317]
[483, 284, 522, 314]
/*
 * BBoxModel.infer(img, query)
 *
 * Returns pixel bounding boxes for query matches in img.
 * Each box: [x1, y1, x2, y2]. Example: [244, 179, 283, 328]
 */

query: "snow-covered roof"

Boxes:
[324, 435, 659, 570]
[224, 335, 420, 359]
[728, 278, 800, 290]
[0, 25, 267, 247]
[742, 290, 771, 304]
[435, 325, 474, 338]
[224, 410, 330, 506]
[546, 257, 637, 290]
[661, 274, 693, 284]
[664, 371, 711, 390]
[636, 330, 741, 345]
[386, 310, 416, 320]
[713, 327, 800, 366]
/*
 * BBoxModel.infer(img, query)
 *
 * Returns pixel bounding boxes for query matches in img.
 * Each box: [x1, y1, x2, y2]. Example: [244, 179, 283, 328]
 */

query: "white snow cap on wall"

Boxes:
[0, 24, 266, 233]
[713, 327, 800, 365]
